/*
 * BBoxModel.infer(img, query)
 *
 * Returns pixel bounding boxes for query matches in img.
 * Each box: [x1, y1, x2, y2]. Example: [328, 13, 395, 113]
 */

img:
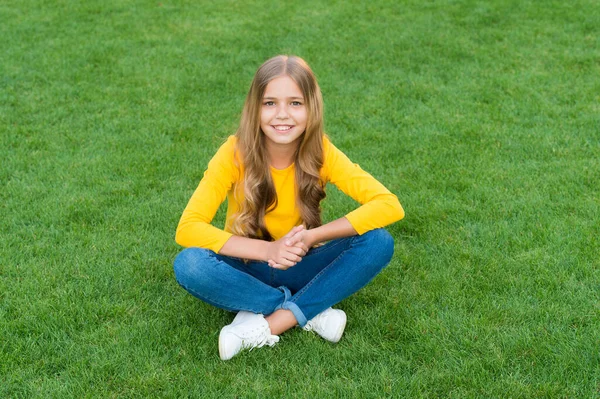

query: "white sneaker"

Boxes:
[303, 308, 347, 343]
[219, 312, 280, 360]
[231, 310, 258, 325]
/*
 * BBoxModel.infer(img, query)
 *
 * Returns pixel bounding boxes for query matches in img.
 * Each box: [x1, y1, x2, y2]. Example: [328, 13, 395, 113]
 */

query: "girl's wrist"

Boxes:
[263, 240, 274, 262]
[306, 228, 320, 248]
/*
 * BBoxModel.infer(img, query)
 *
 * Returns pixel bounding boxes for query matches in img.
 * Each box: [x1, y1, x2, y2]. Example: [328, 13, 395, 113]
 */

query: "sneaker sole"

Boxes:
[330, 312, 347, 343]
[218, 327, 238, 361]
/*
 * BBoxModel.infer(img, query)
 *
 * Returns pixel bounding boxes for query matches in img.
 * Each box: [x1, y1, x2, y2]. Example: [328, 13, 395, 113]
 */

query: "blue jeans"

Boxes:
[173, 228, 394, 327]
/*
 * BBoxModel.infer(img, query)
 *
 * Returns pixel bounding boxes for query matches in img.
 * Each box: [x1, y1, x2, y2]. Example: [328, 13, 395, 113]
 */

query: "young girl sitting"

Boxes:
[174, 55, 404, 360]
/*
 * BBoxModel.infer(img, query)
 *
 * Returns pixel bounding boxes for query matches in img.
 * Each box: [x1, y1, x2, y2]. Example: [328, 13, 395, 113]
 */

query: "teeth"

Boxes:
[274, 126, 292, 131]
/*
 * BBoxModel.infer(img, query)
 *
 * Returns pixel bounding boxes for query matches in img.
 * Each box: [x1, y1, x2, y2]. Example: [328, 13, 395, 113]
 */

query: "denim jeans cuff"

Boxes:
[274, 286, 308, 327]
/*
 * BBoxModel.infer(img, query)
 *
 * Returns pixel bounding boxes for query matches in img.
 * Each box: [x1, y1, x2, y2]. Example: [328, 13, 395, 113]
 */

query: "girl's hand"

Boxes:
[284, 225, 315, 251]
[267, 225, 309, 270]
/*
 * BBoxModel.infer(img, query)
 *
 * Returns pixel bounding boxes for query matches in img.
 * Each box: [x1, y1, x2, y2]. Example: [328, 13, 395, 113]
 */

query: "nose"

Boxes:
[276, 104, 289, 119]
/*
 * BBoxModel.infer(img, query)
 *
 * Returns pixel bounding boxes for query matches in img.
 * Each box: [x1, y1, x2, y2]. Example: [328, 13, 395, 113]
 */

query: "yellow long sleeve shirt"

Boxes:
[175, 136, 404, 252]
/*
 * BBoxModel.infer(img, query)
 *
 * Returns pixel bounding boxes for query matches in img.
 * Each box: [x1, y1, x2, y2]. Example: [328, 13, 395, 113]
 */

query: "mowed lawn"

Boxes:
[1, 0, 599, 397]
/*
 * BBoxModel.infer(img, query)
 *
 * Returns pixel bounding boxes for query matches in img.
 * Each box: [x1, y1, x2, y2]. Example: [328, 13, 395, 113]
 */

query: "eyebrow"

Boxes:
[263, 96, 304, 100]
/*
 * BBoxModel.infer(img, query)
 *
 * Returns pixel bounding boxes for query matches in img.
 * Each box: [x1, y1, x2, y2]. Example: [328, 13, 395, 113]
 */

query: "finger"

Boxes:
[284, 232, 302, 245]
[284, 253, 302, 263]
[283, 225, 304, 239]
[277, 257, 296, 268]
[293, 242, 309, 253]
[288, 246, 305, 256]
[271, 262, 291, 270]
[287, 225, 305, 239]
[270, 261, 289, 269]
[285, 231, 304, 246]
[284, 241, 307, 256]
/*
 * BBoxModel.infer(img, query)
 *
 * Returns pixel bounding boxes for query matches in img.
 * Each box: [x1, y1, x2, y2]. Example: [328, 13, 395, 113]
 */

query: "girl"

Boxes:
[174, 55, 404, 360]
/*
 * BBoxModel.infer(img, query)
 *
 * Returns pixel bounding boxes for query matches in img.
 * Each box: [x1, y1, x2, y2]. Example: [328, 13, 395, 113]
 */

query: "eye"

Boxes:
[291, 101, 303, 106]
[263, 101, 275, 106]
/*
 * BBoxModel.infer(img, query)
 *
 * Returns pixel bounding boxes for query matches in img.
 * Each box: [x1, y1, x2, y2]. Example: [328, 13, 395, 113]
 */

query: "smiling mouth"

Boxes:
[272, 125, 293, 132]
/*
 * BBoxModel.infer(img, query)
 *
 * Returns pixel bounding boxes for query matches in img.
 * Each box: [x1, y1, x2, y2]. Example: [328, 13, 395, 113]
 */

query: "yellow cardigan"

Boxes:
[176, 136, 404, 252]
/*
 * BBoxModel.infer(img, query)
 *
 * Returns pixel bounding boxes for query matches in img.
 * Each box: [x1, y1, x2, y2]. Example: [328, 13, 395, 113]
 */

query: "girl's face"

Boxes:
[260, 75, 307, 151]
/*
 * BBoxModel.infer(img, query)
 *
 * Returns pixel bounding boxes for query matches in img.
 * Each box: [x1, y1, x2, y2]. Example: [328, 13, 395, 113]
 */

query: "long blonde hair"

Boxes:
[230, 55, 326, 240]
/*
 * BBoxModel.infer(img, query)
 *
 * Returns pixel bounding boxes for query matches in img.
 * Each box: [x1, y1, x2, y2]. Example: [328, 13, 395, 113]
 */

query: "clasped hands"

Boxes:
[265, 225, 313, 270]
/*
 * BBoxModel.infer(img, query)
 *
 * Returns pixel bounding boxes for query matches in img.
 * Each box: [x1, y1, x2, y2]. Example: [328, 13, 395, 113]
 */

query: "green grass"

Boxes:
[1, 0, 599, 397]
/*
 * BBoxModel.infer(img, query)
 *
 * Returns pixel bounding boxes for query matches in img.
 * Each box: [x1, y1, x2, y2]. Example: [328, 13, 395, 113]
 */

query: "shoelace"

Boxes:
[304, 312, 327, 333]
[240, 325, 280, 351]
